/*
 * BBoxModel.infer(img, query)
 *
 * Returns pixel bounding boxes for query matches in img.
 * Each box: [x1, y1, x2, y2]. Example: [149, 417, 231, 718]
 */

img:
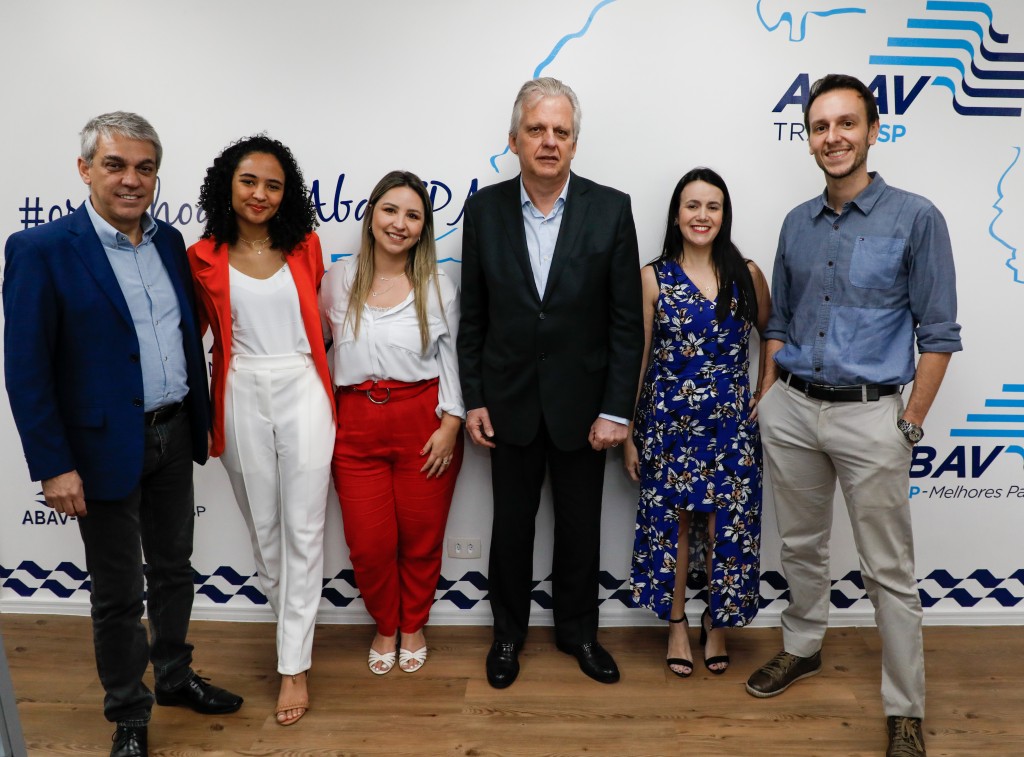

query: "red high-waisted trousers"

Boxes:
[332, 378, 464, 635]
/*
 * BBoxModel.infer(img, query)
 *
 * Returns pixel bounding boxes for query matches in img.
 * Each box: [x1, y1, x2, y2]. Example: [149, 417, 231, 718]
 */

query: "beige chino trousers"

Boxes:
[758, 379, 925, 718]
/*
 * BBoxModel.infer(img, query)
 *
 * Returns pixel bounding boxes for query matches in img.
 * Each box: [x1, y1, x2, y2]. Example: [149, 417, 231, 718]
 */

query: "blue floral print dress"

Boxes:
[630, 258, 762, 627]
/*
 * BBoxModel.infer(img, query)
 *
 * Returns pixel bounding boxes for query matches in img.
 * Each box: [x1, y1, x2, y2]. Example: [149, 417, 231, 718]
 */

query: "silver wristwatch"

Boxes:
[897, 418, 924, 443]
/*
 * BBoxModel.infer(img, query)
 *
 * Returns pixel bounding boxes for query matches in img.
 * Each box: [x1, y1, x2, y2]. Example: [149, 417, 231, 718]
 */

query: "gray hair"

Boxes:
[508, 77, 581, 141]
[80, 111, 163, 168]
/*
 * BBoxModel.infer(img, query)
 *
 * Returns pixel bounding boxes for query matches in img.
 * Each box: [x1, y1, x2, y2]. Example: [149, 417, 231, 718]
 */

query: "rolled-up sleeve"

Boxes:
[908, 205, 962, 354]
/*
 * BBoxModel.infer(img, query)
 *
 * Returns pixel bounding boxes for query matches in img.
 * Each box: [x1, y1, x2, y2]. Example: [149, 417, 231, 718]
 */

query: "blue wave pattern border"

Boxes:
[868, 1, 1024, 117]
[4, 562, 1023, 611]
[755, 0, 866, 43]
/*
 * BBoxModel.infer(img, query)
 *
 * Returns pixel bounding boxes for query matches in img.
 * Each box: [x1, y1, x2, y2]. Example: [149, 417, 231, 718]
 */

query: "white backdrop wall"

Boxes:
[1, 1, 1023, 626]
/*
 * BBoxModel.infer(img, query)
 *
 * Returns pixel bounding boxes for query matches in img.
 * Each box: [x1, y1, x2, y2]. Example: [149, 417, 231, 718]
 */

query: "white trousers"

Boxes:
[758, 380, 925, 718]
[220, 353, 334, 675]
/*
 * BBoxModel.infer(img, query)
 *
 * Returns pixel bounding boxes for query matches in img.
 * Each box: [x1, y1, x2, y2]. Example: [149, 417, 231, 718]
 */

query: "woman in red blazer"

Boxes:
[188, 136, 334, 726]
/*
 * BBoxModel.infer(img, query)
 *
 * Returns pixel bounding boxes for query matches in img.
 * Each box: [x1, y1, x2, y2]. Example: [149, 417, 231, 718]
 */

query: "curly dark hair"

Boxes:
[197, 134, 318, 253]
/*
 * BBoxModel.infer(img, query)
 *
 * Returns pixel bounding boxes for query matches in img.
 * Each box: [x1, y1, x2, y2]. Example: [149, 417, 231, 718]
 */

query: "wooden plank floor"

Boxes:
[2, 614, 1020, 756]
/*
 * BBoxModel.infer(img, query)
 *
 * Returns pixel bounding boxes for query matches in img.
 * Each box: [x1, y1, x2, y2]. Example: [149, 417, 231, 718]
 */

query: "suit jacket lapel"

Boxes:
[498, 177, 542, 302]
[542, 173, 589, 305]
[68, 204, 134, 327]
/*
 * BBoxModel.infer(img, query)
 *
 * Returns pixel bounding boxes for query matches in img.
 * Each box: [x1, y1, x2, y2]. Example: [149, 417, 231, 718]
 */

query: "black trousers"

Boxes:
[76, 411, 196, 724]
[487, 419, 606, 646]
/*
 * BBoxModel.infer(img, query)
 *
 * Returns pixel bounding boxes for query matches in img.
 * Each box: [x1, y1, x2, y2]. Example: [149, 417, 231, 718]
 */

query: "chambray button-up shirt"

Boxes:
[85, 200, 189, 411]
[765, 173, 962, 386]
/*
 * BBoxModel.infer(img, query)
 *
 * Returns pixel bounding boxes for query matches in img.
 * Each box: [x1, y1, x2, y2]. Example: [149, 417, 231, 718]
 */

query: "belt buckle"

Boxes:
[366, 382, 390, 405]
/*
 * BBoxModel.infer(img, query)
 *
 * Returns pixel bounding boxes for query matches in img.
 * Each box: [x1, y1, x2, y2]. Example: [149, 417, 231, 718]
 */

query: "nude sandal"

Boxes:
[275, 672, 309, 726]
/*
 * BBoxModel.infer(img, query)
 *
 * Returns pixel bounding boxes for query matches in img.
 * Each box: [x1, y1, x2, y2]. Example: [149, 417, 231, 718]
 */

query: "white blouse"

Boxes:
[229, 263, 310, 357]
[319, 257, 464, 420]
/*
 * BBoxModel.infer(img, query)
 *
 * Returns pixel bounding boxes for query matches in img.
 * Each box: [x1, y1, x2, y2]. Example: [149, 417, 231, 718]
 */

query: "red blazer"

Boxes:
[187, 232, 335, 457]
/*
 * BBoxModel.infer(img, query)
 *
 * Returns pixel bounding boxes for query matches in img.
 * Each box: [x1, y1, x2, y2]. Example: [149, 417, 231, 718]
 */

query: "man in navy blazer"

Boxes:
[3, 112, 241, 757]
[458, 78, 643, 688]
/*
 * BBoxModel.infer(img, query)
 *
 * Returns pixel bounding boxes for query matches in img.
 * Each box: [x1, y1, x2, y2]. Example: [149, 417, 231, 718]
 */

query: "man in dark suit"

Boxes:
[3, 112, 241, 757]
[458, 78, 643, 688]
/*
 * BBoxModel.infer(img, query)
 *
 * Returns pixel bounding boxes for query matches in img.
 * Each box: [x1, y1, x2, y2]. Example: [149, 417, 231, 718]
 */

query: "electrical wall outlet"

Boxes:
[447, 537, 482, 559]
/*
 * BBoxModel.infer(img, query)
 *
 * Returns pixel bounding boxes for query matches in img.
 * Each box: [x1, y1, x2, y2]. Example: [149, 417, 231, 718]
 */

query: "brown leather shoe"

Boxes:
[745, 649, 821, 697]
[887, 716, 926, 756]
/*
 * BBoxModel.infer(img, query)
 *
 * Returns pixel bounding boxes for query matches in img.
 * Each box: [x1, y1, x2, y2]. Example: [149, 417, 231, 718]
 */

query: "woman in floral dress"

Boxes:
[626, 167, 770, 677]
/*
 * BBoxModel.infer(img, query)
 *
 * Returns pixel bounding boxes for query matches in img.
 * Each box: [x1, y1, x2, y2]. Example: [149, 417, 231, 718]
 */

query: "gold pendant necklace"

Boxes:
[371, 272, 406, 297]
[239, 235, 271, 255]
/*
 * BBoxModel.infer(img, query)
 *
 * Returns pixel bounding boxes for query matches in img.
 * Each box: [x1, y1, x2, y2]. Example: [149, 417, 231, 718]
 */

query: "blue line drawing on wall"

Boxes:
[488, 0, 619, 173]
[869, 1, 1024, 117]
[333, 3, 621, 265]
[990, 147, 1022, 283]
[754, 0, 866, 43]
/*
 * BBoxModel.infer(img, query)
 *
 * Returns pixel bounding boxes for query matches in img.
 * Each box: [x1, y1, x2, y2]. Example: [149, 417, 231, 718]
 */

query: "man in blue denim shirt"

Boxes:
[744, 75, 961, 757]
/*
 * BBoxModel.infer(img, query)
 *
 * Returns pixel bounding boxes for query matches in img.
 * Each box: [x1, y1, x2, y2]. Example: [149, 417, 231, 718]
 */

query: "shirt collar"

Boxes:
[520, 175, 570, 217]
[810, 171, 887, 218]
[84, 197, 158, 248]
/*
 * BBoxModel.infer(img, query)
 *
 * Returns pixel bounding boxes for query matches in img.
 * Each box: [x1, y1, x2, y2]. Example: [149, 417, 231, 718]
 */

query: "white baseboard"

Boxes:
[4, 599, 1024, 627]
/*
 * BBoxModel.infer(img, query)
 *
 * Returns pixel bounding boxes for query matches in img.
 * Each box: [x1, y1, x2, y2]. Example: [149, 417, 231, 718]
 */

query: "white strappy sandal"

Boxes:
[368, 648, 396, 675]
[398, 646, 428, 673]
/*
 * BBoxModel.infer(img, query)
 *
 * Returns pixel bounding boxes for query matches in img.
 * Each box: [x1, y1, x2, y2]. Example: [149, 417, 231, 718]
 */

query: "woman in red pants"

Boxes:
[320, 170, 464, 674]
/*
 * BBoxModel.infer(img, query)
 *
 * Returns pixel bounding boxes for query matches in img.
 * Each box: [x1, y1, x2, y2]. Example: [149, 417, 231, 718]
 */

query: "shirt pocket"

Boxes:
[849, 236, 905, 290]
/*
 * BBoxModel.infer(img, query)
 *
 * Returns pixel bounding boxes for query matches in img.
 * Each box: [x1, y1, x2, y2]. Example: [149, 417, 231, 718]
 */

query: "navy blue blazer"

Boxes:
[3, 203, 210, 500]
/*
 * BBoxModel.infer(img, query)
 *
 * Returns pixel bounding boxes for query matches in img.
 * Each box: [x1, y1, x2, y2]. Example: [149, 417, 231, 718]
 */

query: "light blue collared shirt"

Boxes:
[520, 177, 569, 297]
[766, 173, 962, 386]
[85, 199, 189, 410]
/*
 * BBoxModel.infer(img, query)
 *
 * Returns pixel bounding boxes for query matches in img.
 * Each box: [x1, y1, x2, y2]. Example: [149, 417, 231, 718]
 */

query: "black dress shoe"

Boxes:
[155, 673, 243, 714]
[555, 640, 620, 684]
[110, 723, 147, 757]
[486, 641, 521, 689]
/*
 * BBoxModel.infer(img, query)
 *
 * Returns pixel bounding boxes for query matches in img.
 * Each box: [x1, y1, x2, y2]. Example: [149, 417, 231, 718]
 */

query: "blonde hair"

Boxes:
[346, 170, 443, 353]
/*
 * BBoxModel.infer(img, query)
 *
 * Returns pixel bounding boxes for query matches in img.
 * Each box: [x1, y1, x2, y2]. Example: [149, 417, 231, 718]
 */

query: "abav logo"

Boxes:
[770, 1, 1024, 142]
[869, 1, 1024, 118]
[910, 382, 1024, 501]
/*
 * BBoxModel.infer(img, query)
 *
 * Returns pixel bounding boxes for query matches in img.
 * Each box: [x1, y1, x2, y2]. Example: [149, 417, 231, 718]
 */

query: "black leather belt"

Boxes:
[144, 401, 184, 426]
[779, 369, 899, 402]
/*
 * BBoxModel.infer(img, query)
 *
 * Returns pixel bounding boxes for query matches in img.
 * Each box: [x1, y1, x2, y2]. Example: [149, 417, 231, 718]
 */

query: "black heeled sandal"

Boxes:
[666, 615, 693, 678]
[700, 608, 729, 674]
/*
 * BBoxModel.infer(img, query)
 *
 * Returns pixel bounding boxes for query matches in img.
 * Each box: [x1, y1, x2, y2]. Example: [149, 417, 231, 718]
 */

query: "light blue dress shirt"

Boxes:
[766, 173, 962, 386]
[85, 200, 189, 410]
[520, 177, 569, 298]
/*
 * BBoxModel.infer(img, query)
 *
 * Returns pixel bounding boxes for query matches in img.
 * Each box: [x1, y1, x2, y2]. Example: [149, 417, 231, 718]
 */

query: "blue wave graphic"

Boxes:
[990, 146, 1022, 283]
[868, 1, 1024, 116]
[488, 0, 619, 172]
[755, 0, 865, 43]
[951, 384, 1024, 439]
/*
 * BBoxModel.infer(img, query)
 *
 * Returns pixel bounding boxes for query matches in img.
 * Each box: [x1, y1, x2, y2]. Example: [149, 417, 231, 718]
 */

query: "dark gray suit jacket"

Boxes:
[458, 173, 643, 450]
